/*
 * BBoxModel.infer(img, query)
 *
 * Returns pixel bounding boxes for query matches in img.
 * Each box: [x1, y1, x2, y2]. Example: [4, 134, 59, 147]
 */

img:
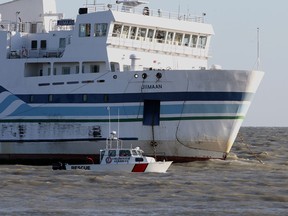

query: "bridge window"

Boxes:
[137, 28, 147, 40]
[130, 26, 137, 39]
[191, 35, 198, 48]
[198, 35, 207, 49]
[166, 32, 174, 44]
[184, 34, 190, 46]
[174, 33, 183, 46]
[79, 23, 91, 37]
[122, 25, 130, 38]
[155, 30, 166, 43]
[147, 29, 155, 42]
[112, 24, 122, 37]
[95, 23, 108, 37]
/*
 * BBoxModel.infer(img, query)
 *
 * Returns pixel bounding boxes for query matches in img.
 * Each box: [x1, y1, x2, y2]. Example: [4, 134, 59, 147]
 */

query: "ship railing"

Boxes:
[86, 3, 204, 23]
[8, 48, 65, 59]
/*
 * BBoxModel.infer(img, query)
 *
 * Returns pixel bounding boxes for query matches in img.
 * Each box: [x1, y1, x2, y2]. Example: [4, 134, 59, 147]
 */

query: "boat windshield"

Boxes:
[132, 149, 143, 156]
[119, 150, 131, 157]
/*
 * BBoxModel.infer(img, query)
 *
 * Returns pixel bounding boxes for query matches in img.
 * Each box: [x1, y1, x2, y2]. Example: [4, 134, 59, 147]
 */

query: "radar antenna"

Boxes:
[116, 0, 149, 7]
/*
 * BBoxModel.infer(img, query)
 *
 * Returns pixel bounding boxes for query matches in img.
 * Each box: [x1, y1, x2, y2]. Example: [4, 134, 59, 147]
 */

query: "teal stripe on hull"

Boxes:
[8, 104, 249, 117]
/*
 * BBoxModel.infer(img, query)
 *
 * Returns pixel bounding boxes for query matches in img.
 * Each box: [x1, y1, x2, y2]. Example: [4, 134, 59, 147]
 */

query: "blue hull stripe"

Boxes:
[16, 92, 253, 104]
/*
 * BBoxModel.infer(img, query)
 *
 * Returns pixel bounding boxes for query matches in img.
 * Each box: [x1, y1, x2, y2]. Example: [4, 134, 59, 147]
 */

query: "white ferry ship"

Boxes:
[0, 0, 264, 164]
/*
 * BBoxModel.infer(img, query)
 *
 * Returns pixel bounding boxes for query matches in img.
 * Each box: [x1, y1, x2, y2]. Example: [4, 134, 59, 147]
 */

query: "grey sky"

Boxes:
[0, 0, 286, 126]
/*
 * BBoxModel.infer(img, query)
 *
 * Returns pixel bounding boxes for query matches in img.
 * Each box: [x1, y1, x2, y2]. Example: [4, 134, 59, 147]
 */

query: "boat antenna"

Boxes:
[257, 27, 260, 70]
[107, 106, 111, 137]
[118, 108, 120, 139]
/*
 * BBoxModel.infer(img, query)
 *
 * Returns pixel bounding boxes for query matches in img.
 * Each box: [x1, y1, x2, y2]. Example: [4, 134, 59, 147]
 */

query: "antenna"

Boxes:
[118, 108, 120, 140]
[257, 27, 260, 70]
[107, 106, 111, 138]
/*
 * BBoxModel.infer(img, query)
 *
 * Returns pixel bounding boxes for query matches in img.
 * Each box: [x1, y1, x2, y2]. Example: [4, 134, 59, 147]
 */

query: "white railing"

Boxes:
[86, 3, 204, 23]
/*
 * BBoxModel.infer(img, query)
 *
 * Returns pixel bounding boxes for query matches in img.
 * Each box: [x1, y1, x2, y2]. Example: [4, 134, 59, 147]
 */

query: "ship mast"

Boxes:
[257, 27, 260, 70]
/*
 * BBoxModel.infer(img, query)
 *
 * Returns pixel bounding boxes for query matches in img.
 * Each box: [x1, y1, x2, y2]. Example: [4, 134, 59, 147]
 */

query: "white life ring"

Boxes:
[105, 157, 112, 164]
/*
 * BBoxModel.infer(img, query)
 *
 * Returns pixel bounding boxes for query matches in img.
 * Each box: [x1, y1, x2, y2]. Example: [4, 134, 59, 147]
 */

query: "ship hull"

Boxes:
[0, 69, 264, 164]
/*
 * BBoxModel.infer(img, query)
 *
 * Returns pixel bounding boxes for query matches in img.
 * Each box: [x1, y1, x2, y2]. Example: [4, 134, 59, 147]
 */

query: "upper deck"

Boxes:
[85, 2, 205, 24]
[0, 0, 214, 74]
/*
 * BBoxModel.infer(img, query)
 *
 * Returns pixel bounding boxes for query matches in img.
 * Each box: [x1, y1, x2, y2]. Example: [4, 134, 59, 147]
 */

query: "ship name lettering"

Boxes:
[113, 157, 130, 163]
[71, 166, 90, 170]
[141, 84, 163, 90]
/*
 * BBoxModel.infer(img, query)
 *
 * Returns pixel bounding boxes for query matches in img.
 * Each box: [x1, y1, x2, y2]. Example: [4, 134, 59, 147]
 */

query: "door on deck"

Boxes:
[143, 100, 160, 126]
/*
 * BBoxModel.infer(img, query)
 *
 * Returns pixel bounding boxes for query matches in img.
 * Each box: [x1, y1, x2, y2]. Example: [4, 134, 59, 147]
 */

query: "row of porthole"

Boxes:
[131, 72, 162, 80]
[39, 73, 163, 85]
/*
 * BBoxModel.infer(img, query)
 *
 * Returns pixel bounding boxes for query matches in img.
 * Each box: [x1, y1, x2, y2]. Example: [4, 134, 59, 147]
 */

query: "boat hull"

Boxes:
[53, 161, 173, 173]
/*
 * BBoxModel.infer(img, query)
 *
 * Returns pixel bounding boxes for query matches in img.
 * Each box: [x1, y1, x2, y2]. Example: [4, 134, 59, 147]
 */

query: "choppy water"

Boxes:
[0, 127, 287, 216]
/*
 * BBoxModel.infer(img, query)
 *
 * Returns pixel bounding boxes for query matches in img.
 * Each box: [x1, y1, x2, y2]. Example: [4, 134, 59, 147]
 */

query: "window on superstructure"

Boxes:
[19, 23, 25, 32]
[40, 40, 47, 50]
[123, 65, 131, 71]
[119, 150, 131, 157]
[122, 26, 130, 38]
[184, 34, 190, 46]
[79, 23, 91, 37]
[59, 38, 66, 48]
[166, 32, 174, 44]
[90, 65, 100, 73]
[174, 33, 183, 46]
[155, 30, 166, 43]
[108, 150, 116, 157]
[137, 28, 147, 41]
[31, 23, 37, 33]
[31, 40, 37, 50]
[95, 23, 108, 37]
[62, 67, 70, 75]
[191, 35, 198, 48]
[112, 24, 122, 37]
[76, 65, 80, 74]
[147, 29, 155, 42]
[110, 62, 120, 72]
[130, 27, 137, 39]
[198, 36, 207, 49]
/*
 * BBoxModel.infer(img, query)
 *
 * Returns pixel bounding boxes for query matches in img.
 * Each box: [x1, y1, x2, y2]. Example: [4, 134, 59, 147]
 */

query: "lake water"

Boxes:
[0, 127, 287, 216]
